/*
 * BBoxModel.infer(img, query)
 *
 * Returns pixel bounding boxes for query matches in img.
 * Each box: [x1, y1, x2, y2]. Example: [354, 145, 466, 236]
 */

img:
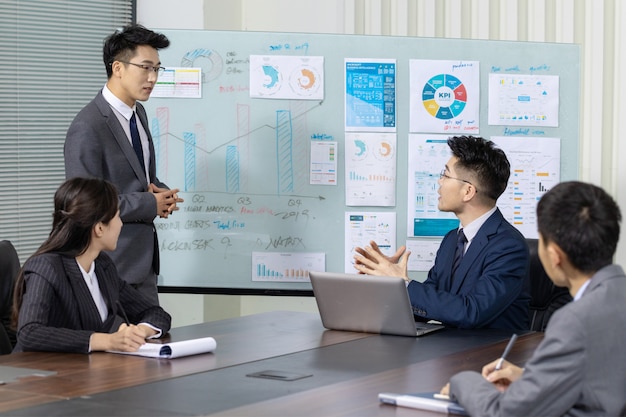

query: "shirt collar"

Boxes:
[102, 84, 136, 121]
[574, 279, 591, 301]
[76, 259, 96, 277]
[459, 206, 497, 243]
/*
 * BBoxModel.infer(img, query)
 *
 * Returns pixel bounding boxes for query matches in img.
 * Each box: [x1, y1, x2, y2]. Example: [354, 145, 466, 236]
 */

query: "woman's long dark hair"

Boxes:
[11, 177, 119, 328]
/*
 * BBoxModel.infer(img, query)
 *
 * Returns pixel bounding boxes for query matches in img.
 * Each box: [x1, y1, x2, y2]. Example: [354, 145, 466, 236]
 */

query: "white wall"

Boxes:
[238, 0, 347, 33]
[139, 0, 626, 327]
[137, 0, 204, 29]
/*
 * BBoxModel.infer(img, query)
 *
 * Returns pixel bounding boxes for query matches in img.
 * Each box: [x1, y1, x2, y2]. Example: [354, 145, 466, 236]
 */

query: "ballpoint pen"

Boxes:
[495, 333, 518, 370]
[116, 300, 131, 325]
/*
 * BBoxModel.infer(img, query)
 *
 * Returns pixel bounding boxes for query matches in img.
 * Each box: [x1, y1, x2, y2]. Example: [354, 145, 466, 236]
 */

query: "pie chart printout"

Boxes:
[422, 74, 467, 120]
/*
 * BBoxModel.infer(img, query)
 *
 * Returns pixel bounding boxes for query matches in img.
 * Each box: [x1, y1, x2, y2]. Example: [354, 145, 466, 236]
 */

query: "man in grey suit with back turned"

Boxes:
[65, 24, 183, 306]
[442, 181, 626, 416]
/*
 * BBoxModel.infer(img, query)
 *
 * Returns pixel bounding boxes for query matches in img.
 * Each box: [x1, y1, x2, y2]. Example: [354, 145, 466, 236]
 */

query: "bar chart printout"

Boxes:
[345, 132, 397, 206]
[252, 252, 326, 282]
[492, 136, 561, 238]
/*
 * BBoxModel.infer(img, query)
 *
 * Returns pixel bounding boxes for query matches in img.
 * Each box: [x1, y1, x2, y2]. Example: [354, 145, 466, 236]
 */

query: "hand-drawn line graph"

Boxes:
[150, 101, 323, 196]
[146, 38, 343, 292]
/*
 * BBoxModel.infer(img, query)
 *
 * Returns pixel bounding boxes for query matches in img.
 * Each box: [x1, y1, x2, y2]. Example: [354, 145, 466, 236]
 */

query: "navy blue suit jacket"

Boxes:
[408, 209, 530, 330]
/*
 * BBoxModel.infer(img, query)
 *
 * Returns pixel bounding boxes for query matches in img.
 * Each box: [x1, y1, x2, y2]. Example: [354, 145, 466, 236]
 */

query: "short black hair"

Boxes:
[103, 24, 170, 77]
[447, 135, 510, 202]
[537, 181, 621, 273]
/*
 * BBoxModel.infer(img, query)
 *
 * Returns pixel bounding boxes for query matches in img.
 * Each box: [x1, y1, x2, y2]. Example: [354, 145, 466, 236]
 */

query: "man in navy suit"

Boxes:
[65, 25, 183, 305]
[355, 136, 529, 331]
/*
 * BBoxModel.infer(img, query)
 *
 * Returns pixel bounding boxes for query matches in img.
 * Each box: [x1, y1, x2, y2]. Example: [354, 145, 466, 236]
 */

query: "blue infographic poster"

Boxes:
[345, 58, 396, 132]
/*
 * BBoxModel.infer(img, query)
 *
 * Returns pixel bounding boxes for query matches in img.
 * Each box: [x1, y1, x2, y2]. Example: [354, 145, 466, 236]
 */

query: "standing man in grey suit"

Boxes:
[65, 24, 183, 305]
[441, 181, 626, 416]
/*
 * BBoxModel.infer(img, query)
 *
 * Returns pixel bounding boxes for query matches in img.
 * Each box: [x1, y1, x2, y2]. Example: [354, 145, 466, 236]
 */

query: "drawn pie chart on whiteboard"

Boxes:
[181, 48, 223, 82]
[422, 74, 467, 120]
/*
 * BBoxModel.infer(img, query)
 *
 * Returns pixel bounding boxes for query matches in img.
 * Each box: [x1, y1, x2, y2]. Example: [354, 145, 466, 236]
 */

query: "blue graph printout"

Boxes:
[345, 59, 397, 132]
[408, 134, 459, 237]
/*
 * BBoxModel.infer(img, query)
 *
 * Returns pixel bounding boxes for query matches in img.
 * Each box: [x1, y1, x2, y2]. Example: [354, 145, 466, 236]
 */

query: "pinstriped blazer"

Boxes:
[14, 252, 171, 353]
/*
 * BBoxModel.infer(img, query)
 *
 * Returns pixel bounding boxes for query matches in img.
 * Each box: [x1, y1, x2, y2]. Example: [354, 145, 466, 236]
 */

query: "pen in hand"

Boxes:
[495, 333, 518, 370]
[116, 300, 131, 326]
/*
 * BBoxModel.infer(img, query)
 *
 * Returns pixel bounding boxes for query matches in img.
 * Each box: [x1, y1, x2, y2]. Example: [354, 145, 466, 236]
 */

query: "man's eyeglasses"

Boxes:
[117, 61, 165, 75]
[439, 169, 478, 192]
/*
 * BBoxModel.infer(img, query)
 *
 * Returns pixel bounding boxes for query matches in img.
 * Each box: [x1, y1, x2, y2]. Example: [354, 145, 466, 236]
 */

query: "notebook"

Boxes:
[309, 271, 445, 337]
[107, 336, 216, 359]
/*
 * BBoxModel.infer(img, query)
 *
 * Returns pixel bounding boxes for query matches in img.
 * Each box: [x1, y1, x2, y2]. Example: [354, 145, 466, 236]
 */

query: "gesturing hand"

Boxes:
[353, 240, 411, 281]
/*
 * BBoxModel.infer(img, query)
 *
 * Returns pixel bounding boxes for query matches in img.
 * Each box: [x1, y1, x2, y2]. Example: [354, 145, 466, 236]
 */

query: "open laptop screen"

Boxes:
[309, 271, 444, 337]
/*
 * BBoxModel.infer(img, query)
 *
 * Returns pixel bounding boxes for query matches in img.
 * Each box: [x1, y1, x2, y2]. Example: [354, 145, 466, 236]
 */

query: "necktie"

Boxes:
[129, 112, 145, 172]
[451, 228, 467, 277]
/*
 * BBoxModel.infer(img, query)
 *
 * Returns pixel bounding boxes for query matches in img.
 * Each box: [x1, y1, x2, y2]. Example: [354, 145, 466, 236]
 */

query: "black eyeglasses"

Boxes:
[117, 61, 165, 75]
[439, 169, 478, 192]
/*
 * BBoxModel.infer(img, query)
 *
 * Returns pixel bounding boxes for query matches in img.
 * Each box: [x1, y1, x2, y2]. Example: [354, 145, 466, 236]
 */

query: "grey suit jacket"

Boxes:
[14, 252, 171, 353]
[65, 91, 168, 285]
[450, 264, 626, 417]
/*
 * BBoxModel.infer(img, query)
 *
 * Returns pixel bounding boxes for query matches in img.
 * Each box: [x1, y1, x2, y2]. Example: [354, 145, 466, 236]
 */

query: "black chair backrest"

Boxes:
[0, 240, 20, 353]
[526, 238, 572, 332]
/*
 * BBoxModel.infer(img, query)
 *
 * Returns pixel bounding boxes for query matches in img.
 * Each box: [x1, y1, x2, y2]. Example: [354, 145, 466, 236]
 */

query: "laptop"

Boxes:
[309, 271, 445, 337]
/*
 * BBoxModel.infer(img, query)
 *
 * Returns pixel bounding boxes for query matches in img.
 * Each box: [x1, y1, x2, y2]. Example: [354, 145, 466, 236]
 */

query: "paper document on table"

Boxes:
[108, 336, 216, 359]
[379, 392, 468, 415]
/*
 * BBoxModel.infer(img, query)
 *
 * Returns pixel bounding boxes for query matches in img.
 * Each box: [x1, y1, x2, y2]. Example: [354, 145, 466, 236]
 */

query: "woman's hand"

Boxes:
[89, 323, 152, 352]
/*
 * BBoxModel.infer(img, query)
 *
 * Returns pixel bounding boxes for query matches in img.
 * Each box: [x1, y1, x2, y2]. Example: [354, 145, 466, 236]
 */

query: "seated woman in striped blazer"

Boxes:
[12, 177, 171, 353]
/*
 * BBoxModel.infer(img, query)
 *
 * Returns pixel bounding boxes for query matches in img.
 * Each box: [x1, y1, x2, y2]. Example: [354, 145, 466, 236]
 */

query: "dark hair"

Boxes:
[537, 181, 621, 273]
[447, 135, 510, 202]
[12, 178, 120, 327]
[103, 24, 170, 77]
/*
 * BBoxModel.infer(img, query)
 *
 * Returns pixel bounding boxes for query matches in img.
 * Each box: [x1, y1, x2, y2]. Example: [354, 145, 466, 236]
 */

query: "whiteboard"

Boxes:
[144, 30, 580, 294]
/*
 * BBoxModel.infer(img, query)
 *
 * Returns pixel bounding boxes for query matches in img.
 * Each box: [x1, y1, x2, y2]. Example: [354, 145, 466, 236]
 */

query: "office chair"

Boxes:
[0, 240, 20, 353]
[526, 239, 572, 332]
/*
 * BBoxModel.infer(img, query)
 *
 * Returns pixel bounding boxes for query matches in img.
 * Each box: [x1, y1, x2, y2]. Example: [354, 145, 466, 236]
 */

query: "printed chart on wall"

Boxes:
[409, 59, 480, 134]
[407, 134, 458, 237]
[345, 212, 396, 273]
[345, 58, 397, 132]
[492, 136, 561, 238]
[252, 251, 325, 282]
[488, 74, 559, 127]
[249, 55, 324, 99]
[345, 132, 397, 206]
